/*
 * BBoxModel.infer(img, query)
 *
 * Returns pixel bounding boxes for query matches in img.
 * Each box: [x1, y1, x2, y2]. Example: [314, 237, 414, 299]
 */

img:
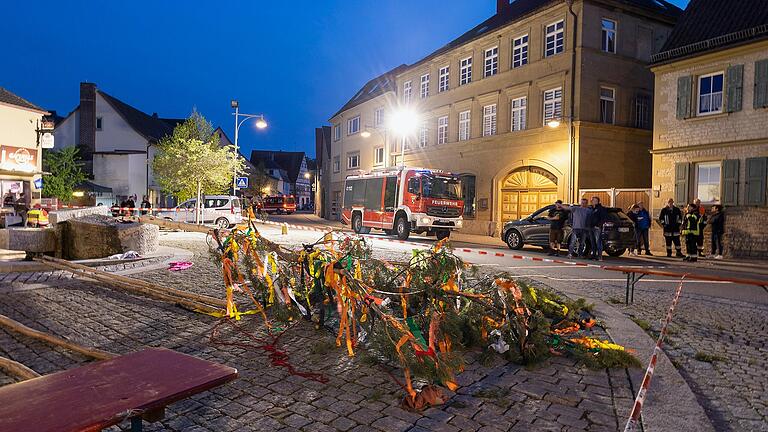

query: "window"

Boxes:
[634, 95, 651, 129]
[600, 87, 615, 124]
[374, 107, 384, 127]
[482, 104, 497, 136]
[419, 121, 429, 148]
[484, 47, 498, 77]
[347, 152, 360, 169]
[437, 116, 448, 144]
[403, 81, 412, 104]
[96, 117, 103, 131]
[460, 57, 472, 85]
[333, 156, 340, 173]
[695, 162, 721, 203]
[510, 96, 527, 131]
[545, 20, 564, 57]
[419, 74, 429, 99]
[347, 116, 360, 135]
[374, 147, 385, 166]
[698, 72, 724, 115]
[333, 124, 341, 141]
[439, 66, 450, 92]
[601, 19, 616, 53]
[458, 110, 471, 141]
[543, 88, 563, 125]
[512, 35, 529, 68]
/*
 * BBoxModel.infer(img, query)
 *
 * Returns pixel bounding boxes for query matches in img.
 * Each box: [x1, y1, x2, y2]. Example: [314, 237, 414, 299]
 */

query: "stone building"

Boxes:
[650, 0, 768, 258]
[324, 0, 680, 235]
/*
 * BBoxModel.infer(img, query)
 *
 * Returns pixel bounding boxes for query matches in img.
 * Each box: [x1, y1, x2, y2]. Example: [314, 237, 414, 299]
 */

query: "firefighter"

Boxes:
[693, 198, 707, 257]
[681, 203, 701, 262]
[658, 198, 684, 257]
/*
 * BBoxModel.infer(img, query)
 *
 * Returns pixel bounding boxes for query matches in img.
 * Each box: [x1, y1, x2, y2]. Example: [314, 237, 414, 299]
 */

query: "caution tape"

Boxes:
[623, 275, 687, 432]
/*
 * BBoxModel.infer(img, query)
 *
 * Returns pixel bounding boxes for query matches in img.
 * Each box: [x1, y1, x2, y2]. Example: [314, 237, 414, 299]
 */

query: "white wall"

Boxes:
[96, 93, 149, 152]
[93, 153, 148, 199]
[51, 111, 78, 149]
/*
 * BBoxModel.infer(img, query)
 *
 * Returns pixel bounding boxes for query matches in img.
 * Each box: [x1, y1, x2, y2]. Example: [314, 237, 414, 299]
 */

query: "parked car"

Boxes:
[156, 195, 243, 228]
[501, 204, 635, 257]
[263, 195, 296, 215]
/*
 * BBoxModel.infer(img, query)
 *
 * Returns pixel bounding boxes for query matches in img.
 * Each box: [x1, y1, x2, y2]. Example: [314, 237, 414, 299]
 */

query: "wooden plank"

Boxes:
[0, 314, 115, 361]
[0, 348, 238, 432]
[0, 356, 40, 381]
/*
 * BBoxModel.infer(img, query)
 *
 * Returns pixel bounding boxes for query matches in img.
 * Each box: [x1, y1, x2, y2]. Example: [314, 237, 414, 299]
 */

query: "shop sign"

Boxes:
[0, 145, 37, 173]
[41, 133, 54, 149]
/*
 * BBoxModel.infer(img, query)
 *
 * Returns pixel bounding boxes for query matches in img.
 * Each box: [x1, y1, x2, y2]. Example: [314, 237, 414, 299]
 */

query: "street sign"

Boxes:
[33, 177, 43, 189]
[41, 133, 54, 149]
[236, 177, 249, 189]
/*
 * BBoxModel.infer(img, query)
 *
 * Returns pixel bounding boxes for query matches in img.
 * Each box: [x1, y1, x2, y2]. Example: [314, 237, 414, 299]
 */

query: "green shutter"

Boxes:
[721, 159, 739, 206]
[726, 64, 743, 113]
[676, 76, 692, 119]
[674, 162, 690, 204]
[754, 59, 768, 109]
[745, 157, 767, 206]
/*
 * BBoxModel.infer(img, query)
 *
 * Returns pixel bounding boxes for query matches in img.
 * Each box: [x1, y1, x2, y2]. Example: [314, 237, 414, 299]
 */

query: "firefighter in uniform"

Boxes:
[658, 198, 684, 257]
[693, 198, 707, 257]
[681, 203, 702, 262]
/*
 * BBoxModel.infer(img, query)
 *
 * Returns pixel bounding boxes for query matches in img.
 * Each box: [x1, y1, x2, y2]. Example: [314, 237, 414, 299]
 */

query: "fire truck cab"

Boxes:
[341, 167, 463, 241]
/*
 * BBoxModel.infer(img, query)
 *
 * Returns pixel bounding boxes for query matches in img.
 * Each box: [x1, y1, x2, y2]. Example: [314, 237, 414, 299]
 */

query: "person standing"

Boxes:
[564, 198, 592, 258]
[14, 192, 29, 227]
[681, 203, 701, 262]
[589, 196, 608, 261]
[693, 198, 707, 257]
[708, 205, 725, 259]
[546, 200, 568, 256]
[659, 198, 684, 257]
[632, 202, 652, 255]
[140, 196, 151, 216]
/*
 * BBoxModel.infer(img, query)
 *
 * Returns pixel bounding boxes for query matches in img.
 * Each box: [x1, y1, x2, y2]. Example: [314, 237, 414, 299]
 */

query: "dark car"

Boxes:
[501, 204, 636, 257]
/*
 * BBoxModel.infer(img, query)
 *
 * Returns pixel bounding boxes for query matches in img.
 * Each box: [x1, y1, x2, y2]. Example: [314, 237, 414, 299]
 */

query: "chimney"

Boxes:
[497, 0, 511, 13]
[152, 112, 158, 118]
[79, 82, 97, 174]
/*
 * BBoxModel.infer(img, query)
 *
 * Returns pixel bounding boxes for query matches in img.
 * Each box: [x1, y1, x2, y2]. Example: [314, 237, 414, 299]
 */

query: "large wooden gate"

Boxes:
[501, 167, 559, 222]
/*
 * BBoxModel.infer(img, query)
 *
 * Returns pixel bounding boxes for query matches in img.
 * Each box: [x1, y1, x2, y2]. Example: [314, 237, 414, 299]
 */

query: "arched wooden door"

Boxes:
[500, 167, 559, 222]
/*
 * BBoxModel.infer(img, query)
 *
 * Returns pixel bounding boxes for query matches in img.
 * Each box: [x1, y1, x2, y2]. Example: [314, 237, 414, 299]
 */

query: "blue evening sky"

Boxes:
[1, 0, 687, 158]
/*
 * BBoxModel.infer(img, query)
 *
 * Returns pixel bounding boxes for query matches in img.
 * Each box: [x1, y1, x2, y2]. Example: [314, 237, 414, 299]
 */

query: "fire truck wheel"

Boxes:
[352, 212, 370, 234]
[436, 229, 450, 240]
[396, 216, 411, 240]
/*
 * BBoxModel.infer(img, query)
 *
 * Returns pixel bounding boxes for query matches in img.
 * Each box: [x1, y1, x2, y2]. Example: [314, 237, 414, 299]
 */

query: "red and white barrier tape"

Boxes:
[623, 275, 687, 432]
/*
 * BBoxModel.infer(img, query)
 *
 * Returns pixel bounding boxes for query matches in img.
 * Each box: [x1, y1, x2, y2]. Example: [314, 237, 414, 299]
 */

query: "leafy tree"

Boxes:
[152, 111, 244, 223]
[42, 146, 87, 202]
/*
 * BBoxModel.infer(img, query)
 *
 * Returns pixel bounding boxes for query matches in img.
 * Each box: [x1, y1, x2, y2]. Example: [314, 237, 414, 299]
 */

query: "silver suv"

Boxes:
[157, 195, 243, 228]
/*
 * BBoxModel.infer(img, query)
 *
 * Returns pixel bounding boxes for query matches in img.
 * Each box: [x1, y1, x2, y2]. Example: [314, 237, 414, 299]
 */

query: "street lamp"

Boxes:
[547, 116, 575, 202]
[388, 107, 420, 167]
[231, 99, 268, 195]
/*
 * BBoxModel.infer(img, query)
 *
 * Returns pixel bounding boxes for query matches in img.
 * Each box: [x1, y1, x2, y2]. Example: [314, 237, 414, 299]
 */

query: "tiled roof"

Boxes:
[98, 91, 175, 142]
[330, 64, 408, 119]
[250, 150, 306, 184]
[0, 87, 46, 113]
[652, 0, 768, 64]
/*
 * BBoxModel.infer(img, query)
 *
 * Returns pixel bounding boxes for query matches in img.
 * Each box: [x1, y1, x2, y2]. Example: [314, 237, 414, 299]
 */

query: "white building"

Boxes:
[53, 82, 183, 206]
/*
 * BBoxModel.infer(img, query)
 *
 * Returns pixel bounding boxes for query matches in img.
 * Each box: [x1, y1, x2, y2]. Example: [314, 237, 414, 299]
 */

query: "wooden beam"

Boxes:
[0, 314, 115, 361]
[0, 356, 40, 381]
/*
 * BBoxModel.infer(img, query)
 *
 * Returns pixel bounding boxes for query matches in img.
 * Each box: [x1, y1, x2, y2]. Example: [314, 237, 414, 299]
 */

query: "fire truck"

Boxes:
[341, 167, 464, 240]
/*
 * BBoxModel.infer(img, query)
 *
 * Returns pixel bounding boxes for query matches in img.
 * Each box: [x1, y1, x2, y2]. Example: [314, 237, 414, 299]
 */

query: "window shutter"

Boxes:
[755, 59, 768, 109]
[674, 162, 690, 204]
[726, 64, 743, 113]
[676, 76, 692, 119]
[721, 159, 739, 206]
[745, 157, 767, 206]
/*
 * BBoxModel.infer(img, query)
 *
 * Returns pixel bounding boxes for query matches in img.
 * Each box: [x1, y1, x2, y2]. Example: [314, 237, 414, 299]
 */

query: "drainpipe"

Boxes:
[566, 0, 578, 202]
[146, 142, 151, 203]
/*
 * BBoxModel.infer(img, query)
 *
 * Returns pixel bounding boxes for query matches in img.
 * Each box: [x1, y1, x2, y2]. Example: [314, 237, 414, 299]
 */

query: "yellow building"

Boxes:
[324, 0, 680, 235]
[0, 87, 49, 208]
[650, 0, 768, 258]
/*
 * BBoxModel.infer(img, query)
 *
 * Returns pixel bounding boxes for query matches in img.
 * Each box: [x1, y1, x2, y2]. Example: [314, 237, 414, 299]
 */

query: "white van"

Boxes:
[157, 195, 243, 228]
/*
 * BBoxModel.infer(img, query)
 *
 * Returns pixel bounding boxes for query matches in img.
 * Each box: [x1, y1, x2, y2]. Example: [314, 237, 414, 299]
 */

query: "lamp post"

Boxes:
[547, 116, 575, 202]
[231, 99, 267, 195]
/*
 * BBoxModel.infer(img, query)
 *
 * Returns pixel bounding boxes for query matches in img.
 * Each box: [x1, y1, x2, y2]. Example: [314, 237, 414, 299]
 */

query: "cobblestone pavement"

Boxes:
[544, 278, 768, 432]
[0, 231, 642, 431]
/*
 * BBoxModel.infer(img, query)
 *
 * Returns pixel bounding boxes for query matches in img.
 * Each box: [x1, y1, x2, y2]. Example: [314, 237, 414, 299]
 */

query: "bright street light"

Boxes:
[255, 115, 268, 129]
[360, 130, 372, 138]
[547, 119, 561, 128]
[304, 172, 311, 179]
[232, 100, 268, 195]
[388, 107, 420, 137]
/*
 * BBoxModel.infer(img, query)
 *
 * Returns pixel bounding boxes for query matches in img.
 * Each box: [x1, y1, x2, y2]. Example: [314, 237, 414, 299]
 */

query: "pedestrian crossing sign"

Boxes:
[236, 177, 248, 189]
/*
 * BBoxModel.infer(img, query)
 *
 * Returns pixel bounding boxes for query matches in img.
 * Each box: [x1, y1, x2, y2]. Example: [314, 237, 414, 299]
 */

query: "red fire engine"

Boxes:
[341, 167, 464, 240]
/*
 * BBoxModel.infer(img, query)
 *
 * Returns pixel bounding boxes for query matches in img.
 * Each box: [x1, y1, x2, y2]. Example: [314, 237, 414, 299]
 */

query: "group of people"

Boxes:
[114, 195, 152, 217]
[3, 192, 49, 228]
[659, 198, 726, 261]
[546, 196, 610, 261]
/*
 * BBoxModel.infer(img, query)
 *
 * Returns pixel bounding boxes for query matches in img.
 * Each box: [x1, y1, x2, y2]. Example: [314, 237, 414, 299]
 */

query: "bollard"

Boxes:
[282, 223, 288, 235]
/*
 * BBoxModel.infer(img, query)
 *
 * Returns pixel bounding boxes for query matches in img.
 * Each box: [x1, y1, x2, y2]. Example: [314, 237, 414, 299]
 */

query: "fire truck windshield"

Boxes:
[422, 175, 461, 200]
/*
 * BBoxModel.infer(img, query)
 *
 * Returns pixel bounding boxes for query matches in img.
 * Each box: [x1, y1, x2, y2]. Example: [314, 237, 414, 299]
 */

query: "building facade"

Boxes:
[650, 0, 768, 258]
[0, 87, 48, 207]
[250, 151, 311, 208]
[325, 0, 680, 235]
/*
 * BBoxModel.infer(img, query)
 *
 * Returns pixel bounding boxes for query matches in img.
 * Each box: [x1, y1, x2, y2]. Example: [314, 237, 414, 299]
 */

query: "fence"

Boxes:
[579, 188, 651, 212]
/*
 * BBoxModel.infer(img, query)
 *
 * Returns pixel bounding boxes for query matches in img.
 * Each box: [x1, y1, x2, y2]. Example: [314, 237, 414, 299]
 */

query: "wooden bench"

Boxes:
[0, 348, 238, 432]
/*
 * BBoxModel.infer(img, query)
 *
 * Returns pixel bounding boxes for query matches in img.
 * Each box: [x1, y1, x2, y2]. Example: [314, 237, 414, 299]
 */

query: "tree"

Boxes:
[152, 111, 244, 223]
[42, 146, 87, 202]
[244, 160, 274, 198]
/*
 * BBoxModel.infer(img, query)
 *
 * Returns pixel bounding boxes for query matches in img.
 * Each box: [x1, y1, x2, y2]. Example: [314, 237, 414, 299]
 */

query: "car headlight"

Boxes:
[421, 217, 431, 225]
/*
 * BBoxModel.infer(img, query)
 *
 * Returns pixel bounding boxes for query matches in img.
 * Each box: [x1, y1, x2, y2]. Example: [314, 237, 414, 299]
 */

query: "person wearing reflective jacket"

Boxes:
[681, 203, 701, 262]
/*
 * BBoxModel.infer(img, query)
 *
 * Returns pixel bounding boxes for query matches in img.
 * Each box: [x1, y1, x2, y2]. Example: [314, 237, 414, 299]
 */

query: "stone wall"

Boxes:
[61, 215, 159, 260]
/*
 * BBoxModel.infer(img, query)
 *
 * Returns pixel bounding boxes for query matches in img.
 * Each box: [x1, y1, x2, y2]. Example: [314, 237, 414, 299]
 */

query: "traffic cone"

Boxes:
[282, 223, 288, 235]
